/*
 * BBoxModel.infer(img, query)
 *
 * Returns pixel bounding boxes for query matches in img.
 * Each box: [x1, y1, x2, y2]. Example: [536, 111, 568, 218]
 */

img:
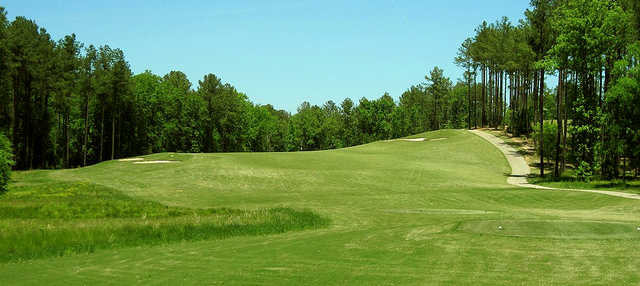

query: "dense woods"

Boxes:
[1, 1, 639, 182]
[456, 0, 640, 181]
[0, 6, 470, 170]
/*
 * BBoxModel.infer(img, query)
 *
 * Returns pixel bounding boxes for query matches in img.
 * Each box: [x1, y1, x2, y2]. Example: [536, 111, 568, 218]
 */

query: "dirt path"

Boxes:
[469, 129, 640, 200]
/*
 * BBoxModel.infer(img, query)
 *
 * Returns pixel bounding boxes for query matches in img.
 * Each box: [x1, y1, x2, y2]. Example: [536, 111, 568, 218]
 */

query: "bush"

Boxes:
[504, 109, 512, 128]
[576, 161, 593, 182]
[532, 122, 558, 163]
[0, 132, 14, 194]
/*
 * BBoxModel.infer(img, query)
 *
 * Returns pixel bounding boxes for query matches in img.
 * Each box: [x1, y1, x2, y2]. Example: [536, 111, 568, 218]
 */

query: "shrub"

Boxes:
[532, 122, 558, 163]
[504, 109, 512, 128]
[576, 161, 593, 182]
[0, 132, 14, 194]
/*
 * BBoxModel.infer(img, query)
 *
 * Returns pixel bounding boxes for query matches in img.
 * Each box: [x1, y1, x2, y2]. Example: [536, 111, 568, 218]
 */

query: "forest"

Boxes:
[454, 0, 640, 181]
[0, 5, 470, 171]
[1, 0, 640, 182]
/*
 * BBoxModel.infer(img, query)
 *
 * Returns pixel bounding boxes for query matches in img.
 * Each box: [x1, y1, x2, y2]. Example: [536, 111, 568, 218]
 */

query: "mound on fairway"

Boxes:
[0, 177, 328, 262]
[2, 129, 640, 285]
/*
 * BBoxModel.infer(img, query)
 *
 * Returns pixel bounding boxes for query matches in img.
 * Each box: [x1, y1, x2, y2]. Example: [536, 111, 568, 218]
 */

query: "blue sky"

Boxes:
[4, 0, 530, 113]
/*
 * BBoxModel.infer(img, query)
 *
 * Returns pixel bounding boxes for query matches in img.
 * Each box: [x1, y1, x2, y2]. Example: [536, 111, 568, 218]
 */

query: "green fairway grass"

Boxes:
[1, 129, 640, 285]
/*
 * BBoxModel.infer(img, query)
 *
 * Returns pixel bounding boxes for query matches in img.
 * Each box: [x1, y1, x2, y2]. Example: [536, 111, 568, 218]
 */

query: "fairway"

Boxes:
[2, 129, 640, 285]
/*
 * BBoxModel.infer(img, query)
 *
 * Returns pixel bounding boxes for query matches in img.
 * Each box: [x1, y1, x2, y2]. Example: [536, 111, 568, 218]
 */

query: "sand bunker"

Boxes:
[118, 158, 144, 162]
[133, 160, 177, 164]
[391, 137, 448, 142]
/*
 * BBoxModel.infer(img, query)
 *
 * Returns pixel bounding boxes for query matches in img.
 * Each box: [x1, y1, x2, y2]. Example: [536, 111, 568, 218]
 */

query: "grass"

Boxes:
[530, 174, 640, 194]
[1, 129, 640, 285]
[0, 176, 328, 262]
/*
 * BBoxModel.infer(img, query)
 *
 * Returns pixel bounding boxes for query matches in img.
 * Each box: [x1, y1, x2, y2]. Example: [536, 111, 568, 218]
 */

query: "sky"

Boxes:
[3, 0, 530, 113]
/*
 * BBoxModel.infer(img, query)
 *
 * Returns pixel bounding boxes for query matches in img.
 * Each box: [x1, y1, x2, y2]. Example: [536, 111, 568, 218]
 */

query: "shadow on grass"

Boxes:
[507, 174, 528, 178]
[501, 140, 533, 157]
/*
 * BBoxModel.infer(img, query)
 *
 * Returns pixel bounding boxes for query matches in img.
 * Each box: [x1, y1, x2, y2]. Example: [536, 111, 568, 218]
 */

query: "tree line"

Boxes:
[0, 6, 473, 170]
[2, 1, 638, 182]
[455, 0, 640, 180]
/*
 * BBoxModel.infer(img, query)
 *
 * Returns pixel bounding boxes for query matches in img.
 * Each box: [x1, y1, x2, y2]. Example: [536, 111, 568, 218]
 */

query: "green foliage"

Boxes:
[575, 161, 594, 182]
[0, 132, 13, 194]
[532, 121, 557, 163]
[291, 102, 323, 151]
[445, 82, 469, 128]
[398, 85, 431, 134]
[0, 8, 10, 134]
[425, 66, 452, 130]
[504, 109, 512, 128]
[0, 5, 474, 169]
[601, 42, 640, 179]
[2, 1, 638, 186]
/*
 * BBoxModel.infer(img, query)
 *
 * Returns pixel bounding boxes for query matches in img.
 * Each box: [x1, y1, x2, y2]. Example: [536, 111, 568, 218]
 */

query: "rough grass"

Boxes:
[0, 180, 328, 262]
[1, 129, 640, 285]
[530, 175, 640, 194]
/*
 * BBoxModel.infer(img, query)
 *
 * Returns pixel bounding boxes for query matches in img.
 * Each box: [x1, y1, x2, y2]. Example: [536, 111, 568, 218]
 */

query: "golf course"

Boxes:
[1, 129, 639, 285]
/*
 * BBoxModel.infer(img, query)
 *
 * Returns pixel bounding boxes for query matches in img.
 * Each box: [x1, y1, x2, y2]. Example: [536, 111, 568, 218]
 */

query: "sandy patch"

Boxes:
[133, 160, 177, 164]
[118, 158, 144, 162]
[398, 138, 425, 142]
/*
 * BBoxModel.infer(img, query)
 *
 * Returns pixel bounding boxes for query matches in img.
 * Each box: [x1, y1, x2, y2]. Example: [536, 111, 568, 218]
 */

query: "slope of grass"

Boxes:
[0, 176, 327, 262]
[1, 129, 640, 285]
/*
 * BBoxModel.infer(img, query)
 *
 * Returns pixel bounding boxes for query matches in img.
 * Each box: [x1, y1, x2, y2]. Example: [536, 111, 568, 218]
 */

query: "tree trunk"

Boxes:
[505, 71, 508, 129]
[482, 66, 486, 127]
[12, 72, 20, 168]
[432, 84, 440, 130]
[500, 70, 504, 128]
[554, 69, 563, 177]
[532, 72, 538, 133]
[599, 66, 604, 109]
[100, 102, 104, 162]
[492, 69, 496, 128]
[83, 93, 89, 166]
[561, 71, 570, 172]
[623, 156, 627, 183]
[10, 77, 16, 155]
[474, 70, 478, 129]
[490, 69, 494, 127]
[494, 69, 498, 127]
[515, 71, 520, 136]
[521, 71, 525, 133]
[468, 69, 472, 130]
[111, 107, 115, 161]
[539, 69, 545, 177]
[65, 111, 70, 168]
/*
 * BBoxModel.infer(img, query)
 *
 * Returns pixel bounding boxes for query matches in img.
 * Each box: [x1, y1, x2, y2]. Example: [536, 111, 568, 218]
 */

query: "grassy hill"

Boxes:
[1, 129, 639, 285]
